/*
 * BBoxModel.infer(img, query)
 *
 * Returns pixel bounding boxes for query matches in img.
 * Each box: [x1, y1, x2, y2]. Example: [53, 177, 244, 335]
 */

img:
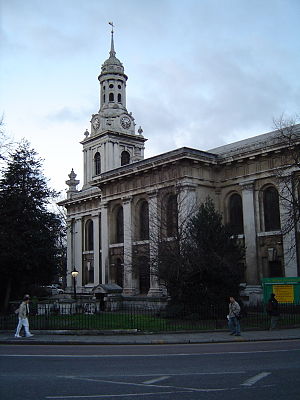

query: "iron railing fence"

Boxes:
[1, 302, 300, 332]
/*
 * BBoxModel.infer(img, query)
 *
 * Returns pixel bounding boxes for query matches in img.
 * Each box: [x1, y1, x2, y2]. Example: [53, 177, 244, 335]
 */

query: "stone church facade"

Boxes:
[59, 29, 299, 304]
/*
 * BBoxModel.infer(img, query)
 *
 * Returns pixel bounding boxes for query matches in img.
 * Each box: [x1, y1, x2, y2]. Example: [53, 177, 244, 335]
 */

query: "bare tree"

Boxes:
[273, 115, 300, 270]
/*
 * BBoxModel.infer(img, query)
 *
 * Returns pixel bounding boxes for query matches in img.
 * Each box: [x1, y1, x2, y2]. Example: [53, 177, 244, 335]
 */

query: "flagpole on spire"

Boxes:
[108, 22, 116, 57]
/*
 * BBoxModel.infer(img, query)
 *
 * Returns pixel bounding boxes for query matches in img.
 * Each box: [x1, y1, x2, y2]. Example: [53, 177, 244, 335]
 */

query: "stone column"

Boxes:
[100, 203, 109, 284]
[122, 197, 135, 295]
[177, 181, 197, 231]
[92, 213, 100, 285]
[74, 218, 83, 287]
[66, 218, 74, 288]
[279, 178, 298, 276]
[241, 181, 259, 284]
[147, 191, 163, 297]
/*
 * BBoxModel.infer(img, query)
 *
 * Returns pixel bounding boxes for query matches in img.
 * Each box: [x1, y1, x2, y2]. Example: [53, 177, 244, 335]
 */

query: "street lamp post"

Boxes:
[71, 267, 79, 300]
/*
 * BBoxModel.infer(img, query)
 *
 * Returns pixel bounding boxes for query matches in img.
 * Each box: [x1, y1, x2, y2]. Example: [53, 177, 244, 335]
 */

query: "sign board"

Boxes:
[262, 277, 300, 304]
[273, 285, 294, 303]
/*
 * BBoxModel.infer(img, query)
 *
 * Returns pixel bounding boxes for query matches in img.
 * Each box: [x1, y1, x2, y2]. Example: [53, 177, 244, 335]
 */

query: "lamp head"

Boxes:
[71, 268, 79, 278]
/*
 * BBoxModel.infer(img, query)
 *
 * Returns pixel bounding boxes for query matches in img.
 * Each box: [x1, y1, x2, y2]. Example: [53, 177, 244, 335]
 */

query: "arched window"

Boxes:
[263, 186, 281, 231]
[103, 94, 105, 103]
[166, 195, 178, 237]
[121, 151, 130, 166]
[139, 201, 149, 240]
[85, 219, 94, 251]
[118, 93, 121, 103]
[116, 206, 124, 243]
[229, 193, 244, 234]
[109, 93, 114, 102]
[94, 152, 101, 175]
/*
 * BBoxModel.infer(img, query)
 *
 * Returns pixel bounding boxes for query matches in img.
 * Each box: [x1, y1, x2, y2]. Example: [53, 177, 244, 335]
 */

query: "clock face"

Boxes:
[92, 117, 100, 130]
[120, 115, 131, 129]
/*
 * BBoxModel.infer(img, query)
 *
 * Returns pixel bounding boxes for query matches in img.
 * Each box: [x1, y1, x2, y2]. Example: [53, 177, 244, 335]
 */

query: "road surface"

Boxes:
[1, 340, 300, 399]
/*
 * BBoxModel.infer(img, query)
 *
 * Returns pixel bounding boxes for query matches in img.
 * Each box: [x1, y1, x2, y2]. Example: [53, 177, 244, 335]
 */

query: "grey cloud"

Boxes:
[45, 107, 87, 123]
[131, 40, 300, 157]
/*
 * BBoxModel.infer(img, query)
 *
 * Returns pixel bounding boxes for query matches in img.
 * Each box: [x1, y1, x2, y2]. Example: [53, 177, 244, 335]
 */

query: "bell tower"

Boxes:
[81, 23, 147, 188]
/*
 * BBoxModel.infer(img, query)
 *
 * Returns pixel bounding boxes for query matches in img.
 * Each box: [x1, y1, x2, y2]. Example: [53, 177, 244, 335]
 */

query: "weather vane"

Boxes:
[108, 21, 114, 34]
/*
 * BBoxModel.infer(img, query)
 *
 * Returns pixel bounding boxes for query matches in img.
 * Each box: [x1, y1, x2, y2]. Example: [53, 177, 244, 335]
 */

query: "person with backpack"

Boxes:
[228, 296, 241, 336]
[267, 293, 280, 330]
[14, 294, 34, 338]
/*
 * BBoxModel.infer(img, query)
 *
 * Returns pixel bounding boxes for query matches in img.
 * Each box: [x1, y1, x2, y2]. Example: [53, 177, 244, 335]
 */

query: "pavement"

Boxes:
[1, 327, 300, 345]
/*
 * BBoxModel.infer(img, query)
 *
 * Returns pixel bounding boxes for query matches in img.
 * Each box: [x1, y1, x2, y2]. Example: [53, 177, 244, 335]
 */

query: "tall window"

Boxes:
[138, 256, 150, 294]
[139, 201, 149, 240]
[116, 206, 124, 243]
[263, 186, 281, 231]
[229, 193, 244, 234]
[116, 258, 123, 287]
[109, 93, 114, 102]
[85, 219, 94, 251]
[118, 93, 121, 103]
[94, 152, 101, 175]
[121, 151, 130, 166]
[166, 195, 178, 237]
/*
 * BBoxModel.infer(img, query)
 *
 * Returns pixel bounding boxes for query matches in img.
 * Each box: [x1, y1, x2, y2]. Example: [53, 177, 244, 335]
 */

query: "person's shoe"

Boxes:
[14, 335, 21, 338]
[235, 333, 241, 336]
[229, 332, 235, 335]
[26, 334, 34, 337]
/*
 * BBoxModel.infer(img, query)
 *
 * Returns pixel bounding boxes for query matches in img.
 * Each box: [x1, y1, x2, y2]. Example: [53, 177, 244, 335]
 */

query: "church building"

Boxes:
[59, 27, 300, 305]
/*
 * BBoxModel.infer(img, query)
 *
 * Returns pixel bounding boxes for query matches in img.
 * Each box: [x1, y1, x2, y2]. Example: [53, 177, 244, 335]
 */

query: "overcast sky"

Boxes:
[1, 0, 299, 195]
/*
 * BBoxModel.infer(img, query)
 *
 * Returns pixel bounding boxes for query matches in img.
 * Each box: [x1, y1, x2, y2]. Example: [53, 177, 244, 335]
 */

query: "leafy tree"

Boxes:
[0, 140, 65, 310]
[157, 198, 245, 306]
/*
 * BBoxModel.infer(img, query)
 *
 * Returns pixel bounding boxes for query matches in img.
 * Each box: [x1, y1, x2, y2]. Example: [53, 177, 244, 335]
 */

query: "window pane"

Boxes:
[116, 207, 124, 243]
[229, 194, 244, 234]
[263, 187, 281, 231]
[94, 152, 101, 175]
[166, 195, 177, 237]
[139, 201, 149, 240]
[121, 151, 130, 166]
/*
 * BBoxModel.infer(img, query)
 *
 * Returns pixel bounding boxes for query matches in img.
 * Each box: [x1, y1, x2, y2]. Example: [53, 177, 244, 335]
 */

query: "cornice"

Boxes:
[80, 129, 147, 145]
[90, 147, 219, 187]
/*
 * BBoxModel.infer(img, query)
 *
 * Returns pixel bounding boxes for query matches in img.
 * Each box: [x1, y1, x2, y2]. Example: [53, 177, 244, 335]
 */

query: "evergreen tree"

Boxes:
[0, 140, 65, 309]
[158, 198, 245, 306]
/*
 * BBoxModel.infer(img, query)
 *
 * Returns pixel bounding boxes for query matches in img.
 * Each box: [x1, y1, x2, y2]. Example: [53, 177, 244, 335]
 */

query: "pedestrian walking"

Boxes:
[228, 296, 241, 336]
[14, 294, 34, 338]
[267, 293, 280, 330]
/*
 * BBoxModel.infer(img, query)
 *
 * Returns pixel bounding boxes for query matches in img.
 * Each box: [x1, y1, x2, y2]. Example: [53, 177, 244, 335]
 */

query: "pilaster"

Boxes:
[147, 191, 163, 297]
[122, 197, 135, 295]
[241, 181, 259, 284]
[177, 181, 197, 232]
[74, 218, 83, 287]
[66, 218, 74, 288]
[100, 203, 109, 284]
[92, 213, 100, 285]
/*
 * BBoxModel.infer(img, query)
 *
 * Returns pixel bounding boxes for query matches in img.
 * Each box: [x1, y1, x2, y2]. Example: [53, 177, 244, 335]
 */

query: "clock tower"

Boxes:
[81, 23, 147, 187]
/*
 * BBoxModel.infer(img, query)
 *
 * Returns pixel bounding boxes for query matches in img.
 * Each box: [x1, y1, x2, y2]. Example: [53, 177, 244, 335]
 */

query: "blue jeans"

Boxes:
[228, 316, 240, 335]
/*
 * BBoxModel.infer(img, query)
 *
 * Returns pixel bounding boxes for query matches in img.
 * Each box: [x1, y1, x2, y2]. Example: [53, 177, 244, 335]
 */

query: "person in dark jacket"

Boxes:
[267, 293, 280, 330]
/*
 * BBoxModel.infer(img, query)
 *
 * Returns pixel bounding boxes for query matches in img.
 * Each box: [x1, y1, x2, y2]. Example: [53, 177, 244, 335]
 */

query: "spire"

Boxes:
[108, 22, 116, 58]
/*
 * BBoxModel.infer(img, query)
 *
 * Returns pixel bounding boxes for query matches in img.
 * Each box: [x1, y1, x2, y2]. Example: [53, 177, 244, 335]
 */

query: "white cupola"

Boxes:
[80, 23, 147, 188]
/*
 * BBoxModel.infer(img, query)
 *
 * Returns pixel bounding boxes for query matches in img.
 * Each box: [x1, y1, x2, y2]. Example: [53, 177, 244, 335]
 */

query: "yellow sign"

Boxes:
[273, 285, 294, 303]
